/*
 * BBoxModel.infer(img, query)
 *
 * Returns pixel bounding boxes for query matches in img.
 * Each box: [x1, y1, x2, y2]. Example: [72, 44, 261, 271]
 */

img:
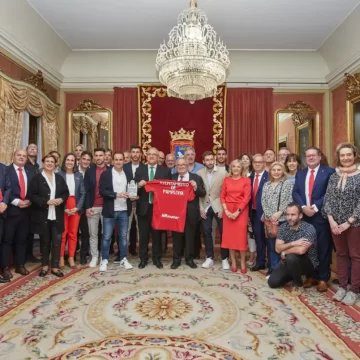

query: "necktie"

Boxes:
[149, 166, 155, 204]
[308, 169, 315, 205]
[18, 168, 26, 200]
[0, 189, 3, 203]
[180, 176, 184, 181]
[253, 174, 259, 209]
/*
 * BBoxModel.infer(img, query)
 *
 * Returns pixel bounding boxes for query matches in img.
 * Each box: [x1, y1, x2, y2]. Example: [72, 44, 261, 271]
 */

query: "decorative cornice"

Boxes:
[344, 72, 360, 101]
[283, 100, 315, 113]
[22, 70, 48, 95]
[74, 99, 107, 112]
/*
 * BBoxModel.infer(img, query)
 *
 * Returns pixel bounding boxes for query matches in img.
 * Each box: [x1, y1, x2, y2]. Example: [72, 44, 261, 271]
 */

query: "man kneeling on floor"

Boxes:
[268, 202, 319, 296]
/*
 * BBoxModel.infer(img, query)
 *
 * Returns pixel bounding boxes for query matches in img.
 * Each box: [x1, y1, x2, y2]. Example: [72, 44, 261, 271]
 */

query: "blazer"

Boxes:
[84, 165, 107, 209]
[171, 172, 206, 224]
[58, 171, 86, 214]
[135, 164, 172, 216]
[99, 167, 132, 218]
[27, 172, 69, 235]
[249, 171, 268, 220]
[0, 163, 11, 218]
[293, 166, 335, 222]
[196, 166, 227, 213]
[123, 162, 146, 181]
[6, 164, 36, 217]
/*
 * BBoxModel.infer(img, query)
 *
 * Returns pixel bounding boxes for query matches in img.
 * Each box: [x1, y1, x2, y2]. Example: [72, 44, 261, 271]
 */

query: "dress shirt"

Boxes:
[78, 167, 86, 178]
[253, 171, 265, 190]
[178, 172, 190, 181]
[11, 164, 28, 206]
[112, 168, 127, 211]
[205, 166, 218, 212]
[66, 173, 75, 196]
[42, 172, 56, 220]
[305, 165, 320, 212]
[131, 163, 140, 177]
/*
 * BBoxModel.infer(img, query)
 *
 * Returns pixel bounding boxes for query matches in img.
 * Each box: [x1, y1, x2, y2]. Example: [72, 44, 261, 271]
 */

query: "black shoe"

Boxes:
[332, 278, 339, 285]
[130, 250, 138, 256]
[153, 260, 163, 269]
[250, 264, 265, 272]
[186, 260, 197, 269]
[51, 270, 64, 278]
[138, 261, 147, 269]
[39, 269, 48, 277]
[27, 255, 42, 263]
[171, 262, 180, 269]
[0, 275, 10, 283]
[80, 254, 87, 265]
[266, 269, 272, 277]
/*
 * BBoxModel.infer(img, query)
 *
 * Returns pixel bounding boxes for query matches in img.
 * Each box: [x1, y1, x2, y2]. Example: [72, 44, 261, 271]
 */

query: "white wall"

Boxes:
[61, 50, 329, 88]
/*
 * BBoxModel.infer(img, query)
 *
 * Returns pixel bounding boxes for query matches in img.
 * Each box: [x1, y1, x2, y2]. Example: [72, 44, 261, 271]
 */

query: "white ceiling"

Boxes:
[27, 0, 360, 51]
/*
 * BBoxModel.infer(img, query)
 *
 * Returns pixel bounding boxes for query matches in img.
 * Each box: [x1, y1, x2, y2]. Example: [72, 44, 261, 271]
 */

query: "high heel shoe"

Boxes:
[59, 256, 65, 270]
[240, 268, 247, 274]
[39, 269, 48, 277]
[68, 257, 77, 269]
[231, 267, 238, 273]
[51, 269, 64, 278]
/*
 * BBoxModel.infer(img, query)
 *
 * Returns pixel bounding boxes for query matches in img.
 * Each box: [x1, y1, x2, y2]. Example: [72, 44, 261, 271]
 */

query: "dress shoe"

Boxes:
[317, 281, 328, 292]
[39, 269, 48, 277]
[240, 268, 247, 274]
[171, 262, 180, 269]
[153, 260, 163, 269]
[2, 267, 13, 280]
[231, 267, 238, 273]
[15, 266, 30, 276]
[130, 250, 138, 256]
[186, 260, 198, 269]
[250, 264, 265, 272]
[80, 254, 87, 265]
[303, 278, 318, 289]
[27, 255, 41, 263]
[51, 270, 64, 278]
[0, 275, 10, 283]
[138, 261, 147, 269]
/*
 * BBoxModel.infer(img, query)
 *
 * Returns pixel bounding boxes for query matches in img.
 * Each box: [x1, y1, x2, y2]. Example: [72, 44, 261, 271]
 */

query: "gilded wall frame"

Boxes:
[345, 73, 360, 144]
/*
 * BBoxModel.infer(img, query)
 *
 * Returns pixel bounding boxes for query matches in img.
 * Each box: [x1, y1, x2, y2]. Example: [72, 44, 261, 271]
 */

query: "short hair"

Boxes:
[305, 147, 322, 156]
[279, 147, 290, 152]
[263, 148, 276, 155]
[113, 151, 125, 159]
[284, 153, 302, 172]
[75, 144, 84, 149]
[123, 149, 130, 154]
[335, 142, 359, 167]
[42, 154, 57, 163]
[252, 153, 264, 160]
[286, 202, 303, 215]
[130, 144, 142, 152]
[105, 148, 113, 155]
[268, 161, 288, 182]
[166, 153, 175, 160]
[216, 147, 227, 154]
[176, 158, 188, 165]
[238, 152, 254, 172]
[147, 147, 159, 155]
[93, 147, 105, 154]
[26, 143, 37, 150]
[202, 151, 214, 159]
[81, 150, 93, 160]
[61, 152, 77, 173]
[49, 150, 61, 158]
[184, 147, 196, 154]
[228, 159, 247, 178]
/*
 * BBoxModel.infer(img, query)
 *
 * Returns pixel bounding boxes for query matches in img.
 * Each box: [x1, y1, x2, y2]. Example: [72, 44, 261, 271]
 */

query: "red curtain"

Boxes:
[113, 87, 138, 151]
[226, 88, 274, 161]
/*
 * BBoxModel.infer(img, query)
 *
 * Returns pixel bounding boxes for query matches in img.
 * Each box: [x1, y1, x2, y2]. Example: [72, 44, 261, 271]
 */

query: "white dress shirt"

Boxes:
[11, 164, 28, 206]
[112, 168, 127, 211]
[252, 170, 265, 190]
[205, 166, 217, 212]
[66, 173, 75, 196]
[42, 172, 56, 220]
[131, 163, 139, 177]
[178, 172, 189, 181]
[305, 165, 320, 212]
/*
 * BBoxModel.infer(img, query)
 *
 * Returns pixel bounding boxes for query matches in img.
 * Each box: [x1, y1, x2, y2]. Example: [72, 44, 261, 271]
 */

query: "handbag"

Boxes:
[264, 182, 284, 239]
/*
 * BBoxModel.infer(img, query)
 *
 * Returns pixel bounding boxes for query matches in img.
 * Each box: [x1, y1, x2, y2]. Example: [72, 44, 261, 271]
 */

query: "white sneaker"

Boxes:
[120, 257, 133, 270]
[89, 257, 98, 268]
[99, 259, 108, 272]
[222, 258, 230, 270]
[333, 287, 347, 302]
[202, 258, 214, 268]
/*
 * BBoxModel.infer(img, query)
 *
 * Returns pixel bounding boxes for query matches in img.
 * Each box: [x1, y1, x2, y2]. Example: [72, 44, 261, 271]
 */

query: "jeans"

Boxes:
[102, 211, 129, 261]
[266, 237, 280, 271]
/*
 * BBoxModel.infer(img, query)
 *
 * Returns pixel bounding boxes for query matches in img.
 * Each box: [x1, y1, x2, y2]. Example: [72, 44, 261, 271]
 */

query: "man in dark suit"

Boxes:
[171, 158, 206, 269]
[249, 154, 269, 272]
[2, 149, 36, 280]
[0, 161, 11, 283]
[135, 147, 171, 269]
[293, 147, 335, 292]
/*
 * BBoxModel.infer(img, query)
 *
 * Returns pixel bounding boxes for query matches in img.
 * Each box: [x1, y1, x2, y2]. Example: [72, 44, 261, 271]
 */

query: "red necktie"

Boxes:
[253, 174, 259, 209]
[0, 189, 3, 202]
[308, 169, 315, 205]
[18, 168, 26, 200]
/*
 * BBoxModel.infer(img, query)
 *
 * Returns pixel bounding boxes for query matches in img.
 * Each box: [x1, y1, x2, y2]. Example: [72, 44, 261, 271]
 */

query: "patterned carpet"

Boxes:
[0, 257, 359, 360]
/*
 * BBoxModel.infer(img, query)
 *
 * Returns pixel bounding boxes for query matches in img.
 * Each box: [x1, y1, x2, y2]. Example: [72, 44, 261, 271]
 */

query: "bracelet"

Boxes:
[346, 220, 353, 226]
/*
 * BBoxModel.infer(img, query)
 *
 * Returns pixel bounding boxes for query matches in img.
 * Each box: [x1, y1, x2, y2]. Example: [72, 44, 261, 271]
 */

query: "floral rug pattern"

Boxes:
[0, 261, 359, 359]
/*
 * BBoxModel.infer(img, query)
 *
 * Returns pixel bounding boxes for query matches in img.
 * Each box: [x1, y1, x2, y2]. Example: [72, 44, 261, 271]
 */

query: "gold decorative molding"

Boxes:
[344, 72, 360, 101]
[22, 70, 47, 95]
[74, 99, 107, 112]
[283, 100, 315, 113]
[169, 128, 195, 141]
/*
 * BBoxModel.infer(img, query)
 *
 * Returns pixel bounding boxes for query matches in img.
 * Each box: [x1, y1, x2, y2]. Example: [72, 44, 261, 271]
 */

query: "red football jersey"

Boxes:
[145, 179, 195, 232]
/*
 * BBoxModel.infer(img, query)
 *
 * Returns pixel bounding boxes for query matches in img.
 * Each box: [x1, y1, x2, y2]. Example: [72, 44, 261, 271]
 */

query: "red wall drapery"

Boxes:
[113, 87, 138, 151]
[226, 88, 273, 161]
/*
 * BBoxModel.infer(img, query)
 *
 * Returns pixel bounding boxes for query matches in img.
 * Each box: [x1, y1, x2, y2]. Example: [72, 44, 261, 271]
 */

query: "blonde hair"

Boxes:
[228, 159, 248, 178]
[335, 142, 359, 167]
[268, 161, 288, 182]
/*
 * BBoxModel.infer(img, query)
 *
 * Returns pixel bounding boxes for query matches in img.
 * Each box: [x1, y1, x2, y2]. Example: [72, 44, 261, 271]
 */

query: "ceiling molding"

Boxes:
[0, 28, 63, 88]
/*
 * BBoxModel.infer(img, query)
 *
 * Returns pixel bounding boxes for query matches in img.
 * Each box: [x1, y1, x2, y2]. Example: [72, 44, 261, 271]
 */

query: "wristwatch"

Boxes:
[281, 251, 286, 259]
[346, 220, 354, 226]
[238, 208, 242, 213]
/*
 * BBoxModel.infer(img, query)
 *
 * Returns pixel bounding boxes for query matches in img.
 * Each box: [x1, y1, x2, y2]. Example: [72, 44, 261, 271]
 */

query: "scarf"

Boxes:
[337, 164, 358, 191]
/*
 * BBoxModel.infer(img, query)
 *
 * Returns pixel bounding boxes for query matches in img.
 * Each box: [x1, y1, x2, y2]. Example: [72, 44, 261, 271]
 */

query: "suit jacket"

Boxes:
[27, 172, 69, 235]
[0, 163, 11, 218]
[6, 164, 36, 217]
[249, 171, 268, 220]
[99, 167, 132, 218]
[58, 171, 86, 214]
[171, 172, 206, 224]
[293, 166, 335, 223]
[196, 166, 227, 213]
[135, 164, 172, 216]
[123, 162, 146, 181]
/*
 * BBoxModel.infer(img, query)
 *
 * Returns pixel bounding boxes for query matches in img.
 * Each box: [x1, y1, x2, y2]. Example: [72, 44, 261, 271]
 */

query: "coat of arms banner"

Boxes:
[138, 85, 226, 162]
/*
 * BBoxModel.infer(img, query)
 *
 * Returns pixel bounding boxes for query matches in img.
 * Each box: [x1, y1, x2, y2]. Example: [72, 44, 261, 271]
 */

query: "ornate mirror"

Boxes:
[68, 99, 112, 153]
[345, 73, 360, 148]
[274, 101, 319, 165]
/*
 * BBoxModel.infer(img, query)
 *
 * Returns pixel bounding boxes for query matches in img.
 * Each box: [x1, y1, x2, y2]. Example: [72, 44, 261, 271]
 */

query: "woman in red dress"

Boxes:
[220, 159, 251, 273]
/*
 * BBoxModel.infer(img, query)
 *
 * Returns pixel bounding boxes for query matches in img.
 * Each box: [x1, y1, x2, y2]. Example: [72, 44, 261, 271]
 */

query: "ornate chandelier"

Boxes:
[156, 0, 230, 102]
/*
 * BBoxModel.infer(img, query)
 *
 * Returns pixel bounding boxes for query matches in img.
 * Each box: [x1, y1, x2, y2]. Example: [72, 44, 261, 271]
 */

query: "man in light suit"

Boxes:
[0, 161, 11, 283]
[249, 154, 269, 272]
[293, 147, 335, 292]
[197, 151, 228, 269]
[2, 150, 36, 280]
